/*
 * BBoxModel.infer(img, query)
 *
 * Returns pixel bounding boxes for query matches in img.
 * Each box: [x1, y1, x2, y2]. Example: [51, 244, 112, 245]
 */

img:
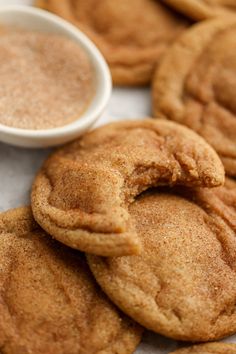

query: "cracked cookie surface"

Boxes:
[88, 179, 236, 341]
[0, 207, 142, 354]
[36, 0, 189, 85]
[163, 0, 236, 20]
[171, 342, 236, 353]
[153, 18, 236, 176]
[32, 119, 224, 257]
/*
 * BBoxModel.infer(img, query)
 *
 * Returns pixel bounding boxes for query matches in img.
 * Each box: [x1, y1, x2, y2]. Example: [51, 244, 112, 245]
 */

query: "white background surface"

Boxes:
[0, 1, 235, 353]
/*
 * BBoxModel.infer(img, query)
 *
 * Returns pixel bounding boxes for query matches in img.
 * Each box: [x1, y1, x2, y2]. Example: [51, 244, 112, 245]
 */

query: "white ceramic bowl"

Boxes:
[0, 5, 112, 148]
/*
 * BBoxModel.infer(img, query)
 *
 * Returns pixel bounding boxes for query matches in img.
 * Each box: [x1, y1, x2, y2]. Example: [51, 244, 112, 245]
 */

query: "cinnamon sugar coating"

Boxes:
[0, 207, 142, 354]
[153, 18, 236, 176]
[0, 29, 93, 130]
[88, 179, 236, 341]
[31, 119, 224, 257]
[171, 342, 236, 354]
[36, 0, 189, 86]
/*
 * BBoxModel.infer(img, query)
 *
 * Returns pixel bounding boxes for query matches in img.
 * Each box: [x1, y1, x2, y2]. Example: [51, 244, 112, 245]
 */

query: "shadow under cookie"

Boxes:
[162, 0, 236, 20]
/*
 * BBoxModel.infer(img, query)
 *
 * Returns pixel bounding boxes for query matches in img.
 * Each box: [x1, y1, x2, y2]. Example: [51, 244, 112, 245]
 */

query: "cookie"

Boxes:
[87, 179, 236, 341]
[36, 0, 189, 86]
[31, 119, 224, 257]
[163, 0, 236, 20]
[171, 342, 236, 354]
[0, 207, 142, 354]
[153, 18, 236, 176]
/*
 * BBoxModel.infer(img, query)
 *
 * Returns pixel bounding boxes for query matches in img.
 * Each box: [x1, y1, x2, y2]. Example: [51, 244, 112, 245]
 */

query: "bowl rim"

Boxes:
[0, 4, 112, 139]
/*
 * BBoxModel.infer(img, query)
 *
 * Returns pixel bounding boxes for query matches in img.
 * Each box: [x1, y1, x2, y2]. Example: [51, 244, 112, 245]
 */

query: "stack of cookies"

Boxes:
[2, 0, 236, 353]
[2, 119, 236, 354]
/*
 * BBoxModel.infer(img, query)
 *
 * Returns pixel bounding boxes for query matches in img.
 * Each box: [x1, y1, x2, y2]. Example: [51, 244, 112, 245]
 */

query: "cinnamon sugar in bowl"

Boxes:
[0, 6, 111, 148]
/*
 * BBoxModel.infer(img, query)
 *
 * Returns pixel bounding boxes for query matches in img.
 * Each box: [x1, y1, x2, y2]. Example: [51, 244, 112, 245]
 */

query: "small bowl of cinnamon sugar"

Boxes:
[0, 5, 111, 148]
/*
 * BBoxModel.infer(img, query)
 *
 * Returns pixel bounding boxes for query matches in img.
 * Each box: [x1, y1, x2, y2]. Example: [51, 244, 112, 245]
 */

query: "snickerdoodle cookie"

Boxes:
[36, 0, 189, 86]
[88, 179, 236, 341]
[153, 18, 236, 176]
[31, 119, 224, 257]
[0, 207, 142, 354]
[171, 342, 236, 354]
[163, 0, 236, 20]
